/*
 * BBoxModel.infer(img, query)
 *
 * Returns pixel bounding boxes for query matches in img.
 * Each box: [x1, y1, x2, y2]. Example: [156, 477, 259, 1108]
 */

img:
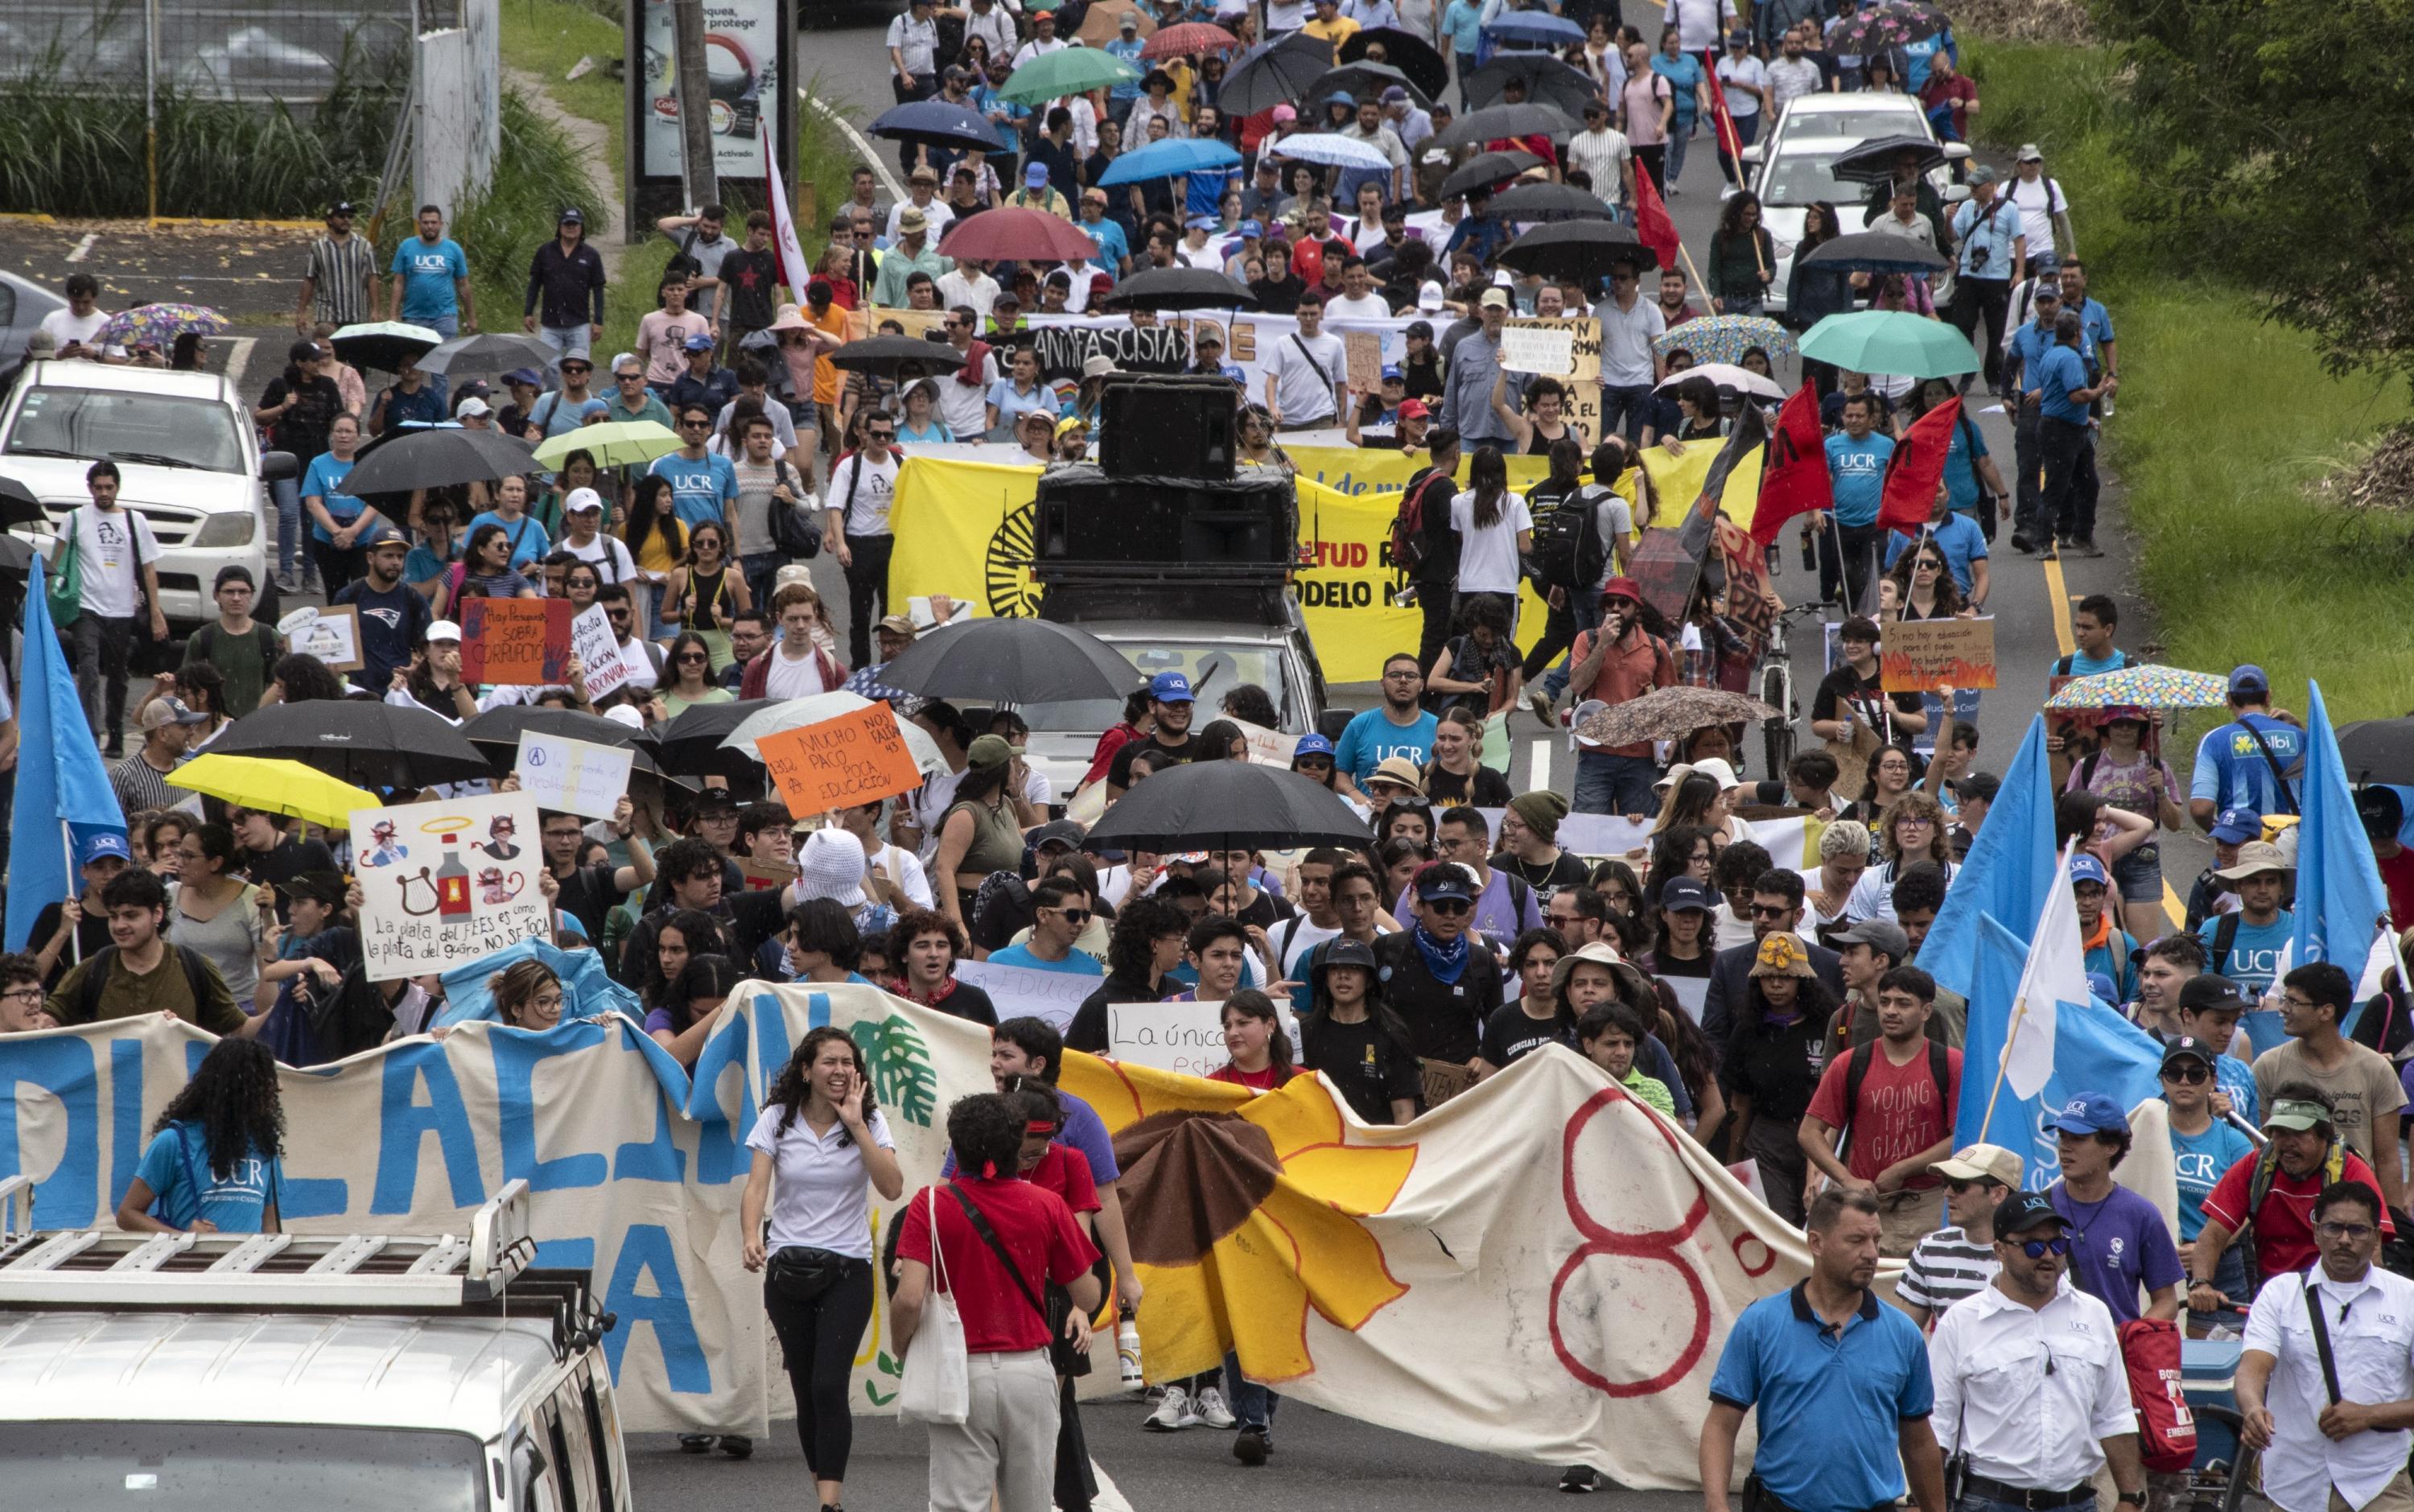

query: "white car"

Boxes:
[1738, 93, 1969, 315]
[0, 360, 290, 629]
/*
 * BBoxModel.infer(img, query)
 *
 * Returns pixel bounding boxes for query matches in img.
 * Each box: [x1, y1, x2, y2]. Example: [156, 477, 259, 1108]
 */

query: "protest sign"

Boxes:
[349, 792, 550, 980]
[277, 604, 364, 673]
[1229, 716, 1301, 768]
[514, 731, 636, 822]
[951, 957, 1103, 1032]
[1110, 1000, 1230, 1077]
[570, 603, 632, 702]
[736, 858, 798, 891]
[1501, 319, 1576, 377]
[1420, 1056, 1478, 1108]
[462, 598, 573, 686]
[1880, 616, 1998, 693]
[1344, 330, 1385, 394]
[753, 702, 925, 814]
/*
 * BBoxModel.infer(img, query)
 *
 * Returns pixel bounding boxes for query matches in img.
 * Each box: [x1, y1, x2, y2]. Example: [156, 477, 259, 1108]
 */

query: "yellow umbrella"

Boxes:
[167, 753, 383, 831]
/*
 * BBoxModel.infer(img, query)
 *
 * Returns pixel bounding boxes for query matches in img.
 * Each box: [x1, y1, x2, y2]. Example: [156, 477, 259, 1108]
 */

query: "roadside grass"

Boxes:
[496, 0, 632, 187]
[1965, 39, 2414, 722]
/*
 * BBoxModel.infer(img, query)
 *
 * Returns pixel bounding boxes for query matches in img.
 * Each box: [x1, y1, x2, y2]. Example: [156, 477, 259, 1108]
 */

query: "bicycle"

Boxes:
[1755, 600, 1834, 782]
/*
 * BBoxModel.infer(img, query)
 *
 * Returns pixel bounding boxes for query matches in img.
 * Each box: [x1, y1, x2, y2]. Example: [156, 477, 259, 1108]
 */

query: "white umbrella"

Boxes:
[720, 692, 947, 777]
[1265, 133, 1394, 170]
[1656, 361, 1786, 401]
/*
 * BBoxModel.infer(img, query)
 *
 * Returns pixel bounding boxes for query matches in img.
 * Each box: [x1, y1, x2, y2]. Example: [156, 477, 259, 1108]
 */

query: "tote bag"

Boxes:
[896, 1185, 970, 1425]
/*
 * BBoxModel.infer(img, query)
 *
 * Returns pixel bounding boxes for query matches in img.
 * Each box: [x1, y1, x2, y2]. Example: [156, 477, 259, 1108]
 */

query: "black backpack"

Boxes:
[1838, 1037, 1951, 1160]
[1530, 483, 1608, 592]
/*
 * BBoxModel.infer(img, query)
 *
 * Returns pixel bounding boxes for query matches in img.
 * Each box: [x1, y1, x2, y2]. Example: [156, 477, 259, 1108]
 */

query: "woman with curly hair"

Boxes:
[1065, 896, 1185, 1053]
[740, 1025, 904, 1494]
[116, 1037, 286, 1234]
[643, 908, 738, 1013]
[1845, 790, 1959, 923]
[888, 907, 997, 1024]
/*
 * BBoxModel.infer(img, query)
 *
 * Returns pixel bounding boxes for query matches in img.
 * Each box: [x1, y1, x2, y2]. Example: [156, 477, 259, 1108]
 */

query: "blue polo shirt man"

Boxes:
[2189, 665, 2305, 821]
[1704, 1192, 1942, 1512]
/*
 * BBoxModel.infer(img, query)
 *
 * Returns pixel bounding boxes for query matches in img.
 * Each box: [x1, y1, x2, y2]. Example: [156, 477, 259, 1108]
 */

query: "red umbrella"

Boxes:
[1143, 21, 1239, 58]
[935, 207, 1102, 263]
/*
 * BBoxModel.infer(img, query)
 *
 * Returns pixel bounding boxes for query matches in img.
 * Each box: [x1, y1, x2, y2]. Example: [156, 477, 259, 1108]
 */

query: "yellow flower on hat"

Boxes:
[1751, 931, 1811, 977]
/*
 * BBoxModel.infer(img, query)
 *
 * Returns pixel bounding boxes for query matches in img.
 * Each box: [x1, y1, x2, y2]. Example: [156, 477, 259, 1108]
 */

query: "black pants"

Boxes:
[1415, 580, 1455, 675]
[1054, 1368, 1096, 1512]
[841, 531, 895, 669]
[1633, 144, 1666, 193]
[762, 1252, 875, 1481]
[1520, 595, 1578, 682]
[72, 612, 134, 748]
[311, 539, 365, 600]
[2012, 401, 2044, 539]
[1946, 276, 2012, 389]
[2037, 416, 2099, 543]
[1816, 520, 1881, 611]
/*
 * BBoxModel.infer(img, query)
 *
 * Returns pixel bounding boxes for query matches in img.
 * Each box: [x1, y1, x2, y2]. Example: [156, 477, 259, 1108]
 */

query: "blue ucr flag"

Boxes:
[1919, 714, 2059, 1001]
[2292, 682, 2391, 974]
[4, 553, 128, 951]
[1957, 912, 2164, 1189]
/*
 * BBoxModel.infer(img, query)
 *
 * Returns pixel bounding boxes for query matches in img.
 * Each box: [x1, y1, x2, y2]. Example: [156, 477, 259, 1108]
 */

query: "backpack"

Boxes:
[73, 944, 218, 1026]
[1390, 468, 1453, 577]
[769, 459, 823, 559]
[2117, 1318, 2198, 1473]
[187, 621, 280, 687]
[1530, 483, 1607, 592]
[1838, 1037, 1950, 1159]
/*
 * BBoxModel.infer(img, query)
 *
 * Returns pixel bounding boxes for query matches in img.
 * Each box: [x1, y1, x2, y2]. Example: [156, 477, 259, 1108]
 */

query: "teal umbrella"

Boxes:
[1798, 310, 1979, 378]
[999, 47, 1139, 104]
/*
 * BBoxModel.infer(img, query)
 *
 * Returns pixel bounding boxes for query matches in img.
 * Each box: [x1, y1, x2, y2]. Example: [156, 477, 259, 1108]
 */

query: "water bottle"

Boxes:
[1117, 1320, 1143, 1386]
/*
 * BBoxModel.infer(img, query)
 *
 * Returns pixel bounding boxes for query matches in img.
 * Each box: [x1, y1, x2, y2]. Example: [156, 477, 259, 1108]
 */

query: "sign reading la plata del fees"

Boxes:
[350, 793, 550, 981]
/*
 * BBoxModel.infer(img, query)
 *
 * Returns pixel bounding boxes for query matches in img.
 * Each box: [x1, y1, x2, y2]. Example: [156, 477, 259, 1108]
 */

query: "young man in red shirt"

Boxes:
[1798, 965, 1963, 1258]
[2189, 1086, 2396, 1312]
[895, 1093, 1102, 1512]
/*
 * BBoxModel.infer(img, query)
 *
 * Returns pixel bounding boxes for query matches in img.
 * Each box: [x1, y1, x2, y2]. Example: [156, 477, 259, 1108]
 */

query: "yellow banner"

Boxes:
[1637, 435, 1765, 534]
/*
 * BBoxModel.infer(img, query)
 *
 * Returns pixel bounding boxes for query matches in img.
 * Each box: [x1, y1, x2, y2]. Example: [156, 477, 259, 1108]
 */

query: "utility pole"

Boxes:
[670, 0, 718, 210]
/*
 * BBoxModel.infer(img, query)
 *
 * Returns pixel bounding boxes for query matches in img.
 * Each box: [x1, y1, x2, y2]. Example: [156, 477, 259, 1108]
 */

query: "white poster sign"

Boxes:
[571, 603, 633, 702]
[1106, 997, 1300, 1077]
[1228, 716, 1300, 768]
[1500, 321, 1576, 377]
[349, 793, 550, 981]
[950, 958, 1101, 1032]
[516, 732, 636, 822]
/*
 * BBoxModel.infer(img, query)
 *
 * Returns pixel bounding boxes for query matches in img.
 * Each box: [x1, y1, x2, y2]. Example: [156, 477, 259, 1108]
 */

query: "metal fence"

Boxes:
[0, 0, 435, 105]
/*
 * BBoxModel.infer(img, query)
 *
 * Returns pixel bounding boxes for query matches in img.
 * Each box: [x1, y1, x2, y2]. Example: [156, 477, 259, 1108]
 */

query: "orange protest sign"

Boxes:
[461, 598, 572, 686]
[754, 703, 925, 814]
[1879, 616, 1998, 693]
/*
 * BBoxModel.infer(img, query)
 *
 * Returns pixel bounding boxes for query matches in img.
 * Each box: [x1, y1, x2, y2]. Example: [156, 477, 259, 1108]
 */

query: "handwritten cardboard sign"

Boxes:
[1879, 615, 1997, 694]
[514, 731, 635, 822]
[1420, 1057, 1477, 1109]
[278, 604, 365, 674]
[348, 792, 548, 981]
[1343, 329, 1385, 394]
[952, 958, 1102, 1032]
[1500, 319, 1576, 377]
[569, 603, 632, 702]
[753, 702, 926, 814]
[462, 598, 572, 686]
[1227, 715, 1300, 768]
[1109, 998, 1302, 1080]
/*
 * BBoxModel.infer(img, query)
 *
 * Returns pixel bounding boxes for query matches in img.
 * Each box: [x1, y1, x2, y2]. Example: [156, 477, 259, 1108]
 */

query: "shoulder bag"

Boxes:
[946, 1181, 1088, 1376]
[896, 1185, 972, 1424]
[47, 509, 83, 628]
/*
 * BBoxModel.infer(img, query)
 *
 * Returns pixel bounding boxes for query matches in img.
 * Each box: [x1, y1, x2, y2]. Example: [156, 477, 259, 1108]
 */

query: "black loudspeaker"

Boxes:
[1033, 469, 1294, 570]
[1097, 377, 1238, 480]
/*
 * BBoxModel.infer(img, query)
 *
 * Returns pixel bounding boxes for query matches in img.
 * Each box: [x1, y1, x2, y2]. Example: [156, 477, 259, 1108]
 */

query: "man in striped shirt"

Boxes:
[1897, 1142, 2021, 1329]
[296, 201, 377, 333]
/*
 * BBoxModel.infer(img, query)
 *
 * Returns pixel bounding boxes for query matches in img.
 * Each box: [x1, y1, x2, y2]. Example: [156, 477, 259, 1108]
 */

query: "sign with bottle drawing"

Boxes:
[349, 793, 549, 981]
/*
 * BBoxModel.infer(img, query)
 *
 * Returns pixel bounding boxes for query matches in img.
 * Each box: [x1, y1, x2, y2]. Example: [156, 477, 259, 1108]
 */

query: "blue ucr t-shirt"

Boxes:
[390, 236, 468, 322]
[2170, 1119, 2255, 1242]
[135, 1121, 282, 1234]
[1824, 430, 1894, 527]
[1334, 706, 1439, 782]
[649, 452, 740, 534]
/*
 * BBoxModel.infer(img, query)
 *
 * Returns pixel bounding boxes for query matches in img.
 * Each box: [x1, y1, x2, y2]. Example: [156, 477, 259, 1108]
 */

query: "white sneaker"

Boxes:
[1143, 1385, 1197, 1431]
[1193, 1386, 1237, 1429]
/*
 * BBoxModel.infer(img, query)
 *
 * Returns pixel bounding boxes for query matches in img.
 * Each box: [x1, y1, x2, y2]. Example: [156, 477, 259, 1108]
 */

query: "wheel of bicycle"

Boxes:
[1760, 662, 1796, 781]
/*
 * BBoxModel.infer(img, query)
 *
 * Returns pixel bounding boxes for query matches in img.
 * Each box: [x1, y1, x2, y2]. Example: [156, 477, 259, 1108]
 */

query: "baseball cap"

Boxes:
[968, 733, 1020, 770]
[2266, 1095, 2333, 1132]
[76, 831, 134, 867]
[559, 207, 585, 225]
[2161, 1036, 2217, 1072]
[1600, 575, 1643, 606]
[1025, 161, 1051, 185]
[1993, 1191, 2066, 1240]
[1055, 414, 1087, 438]
[1659, 875, 1714, 913]
[1397, 398, 1430, 420]
[503, 366, 545, 386]
[876, 612, 917, 636]
[1368, 755, 1425, 793]
[1381, 364, 1403, 381]
[1380, 84, 1408, 103]
[426, 620, 463, 643]
[1417, 282, 1446, 311]
[1315, 936, 1378, 982]
[1690, 756, 1741, 792]
[1967, 164, 1998, 186]
[1272, 103, 1297, 123]
[2086, 971, 2119, 1005]
[1831, 917, 1910, 961]
[1291, 732, 1335, 760]
[360, 524, 408, 550]
[1119, 10, 1139, 26]
[612, 351, 643, 375]
[682, 332, 716, 352]
[563, 487, 604, 514]
[139, 697, 209, 731]
[1955, 771, 2001, 805]
[1725, 27, 1749, 43]
[328, 200, 356, 216]
[1149, 671, 1196, 703]
[2214, 839, 2290, 881]
[2209, 805, 2262, 844]
[2068, 853, 2111, 888]
[2052, 1091, 2129, 1136]
[2177, 974, 2250, 1016]
[1415, 863, 1477, 903]
[1185, 214, 1217, 231]
[2016, 142, 2044, 162]
[1479, 288, 1510, 311]
[2227, 664, 2270, 696]
[1029, 818, 1087, 853]
[1239, 219, 1264, 237]
[455, 397, 492, 418]
[1930, 1143, 2023, 1189]
[279, 869, 350, 907]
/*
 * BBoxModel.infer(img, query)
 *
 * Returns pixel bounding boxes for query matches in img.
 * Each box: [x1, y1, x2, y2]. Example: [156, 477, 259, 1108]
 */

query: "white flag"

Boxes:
[761, 115, 812, 304]
[2004, 840, 2091, 1100]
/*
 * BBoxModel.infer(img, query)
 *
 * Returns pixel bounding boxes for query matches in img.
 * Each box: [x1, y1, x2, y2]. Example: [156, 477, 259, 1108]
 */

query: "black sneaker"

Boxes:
[2040, 542, 2059, 561]
[2009, 534, 2033, 554]
[2072, 538, 2105, 558]
[719, 1435, 753, 1459]
[678, 1434, 714, 1455]
[1560, 1467, 1600, 1493]
[1234, 1426, 1271, 1466]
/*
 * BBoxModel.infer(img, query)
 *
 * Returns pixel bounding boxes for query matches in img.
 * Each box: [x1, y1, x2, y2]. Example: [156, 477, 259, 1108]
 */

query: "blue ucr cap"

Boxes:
[1381, 364, 1403, 381]
[1327, 91, 1356, 107]
[1149, 671, 1195, 702]
[1185, 214, 1218, 230]
[2054, 1090, 2130, 1136]
[2086, 971, 2119, 1005]
[2068, 853, 2110, 888]
[1291, 732, 1334, 760]
[1238, 219, 1264, 237]
[2210, 805, 2261, 844]
[76, 830, 133, 867]
[682, 332, 717, 352]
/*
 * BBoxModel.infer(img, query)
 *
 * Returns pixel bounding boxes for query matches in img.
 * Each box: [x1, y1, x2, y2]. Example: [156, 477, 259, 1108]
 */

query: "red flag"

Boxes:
[1633, 158, 1681, 272]
[1702, 51, 1744, 168]
[1879, 395, 1961, 533]
[1751, 383, 1833, 546]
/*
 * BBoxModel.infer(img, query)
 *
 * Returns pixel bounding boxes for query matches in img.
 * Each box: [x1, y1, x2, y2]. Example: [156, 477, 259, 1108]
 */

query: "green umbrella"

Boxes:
[532, 419, 682, 469]
[1798, 310, 1980, 379]
[999, 47, 1139, 104]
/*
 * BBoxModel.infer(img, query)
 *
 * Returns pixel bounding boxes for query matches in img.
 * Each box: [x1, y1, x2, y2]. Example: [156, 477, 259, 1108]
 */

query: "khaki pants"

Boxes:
[928, 1348, 1059, 1512]
[2336, 1472, 2414, 1512]
[1878, 1188, 1945, 1259]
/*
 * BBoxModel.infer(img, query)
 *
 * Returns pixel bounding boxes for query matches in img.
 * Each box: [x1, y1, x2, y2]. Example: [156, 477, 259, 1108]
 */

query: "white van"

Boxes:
[0, 360, 290, 630]
[0, 1177, 631, 1512]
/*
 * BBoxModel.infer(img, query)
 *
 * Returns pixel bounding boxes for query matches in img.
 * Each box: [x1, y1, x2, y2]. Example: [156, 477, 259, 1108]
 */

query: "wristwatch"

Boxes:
[2116, 1493, 2144, 1506]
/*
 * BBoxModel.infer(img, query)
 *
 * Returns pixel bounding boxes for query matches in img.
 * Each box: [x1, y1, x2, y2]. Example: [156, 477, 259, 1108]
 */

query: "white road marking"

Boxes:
[220, 336, 257, 389]
[1528, 735, 1553, 795]
[64, 233, 97, 263]
[1090, 1457, 1133, 1512]
[800, 87, 906, 204]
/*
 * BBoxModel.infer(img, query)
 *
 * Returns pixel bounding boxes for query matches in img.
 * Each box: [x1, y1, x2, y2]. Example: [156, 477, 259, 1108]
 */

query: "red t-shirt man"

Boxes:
[896, 1176, 1101, 1353]
[1570, 585, 1679, 760]
[1803, 1041, 1963, 1189]
[1918, 72, 1977, 139]
[2198, 1147, 2395, 1286]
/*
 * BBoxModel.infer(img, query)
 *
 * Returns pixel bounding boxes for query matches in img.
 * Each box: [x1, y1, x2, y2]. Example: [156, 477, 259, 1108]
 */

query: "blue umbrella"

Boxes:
[1483, 11, 1584, 47]
[1096, 135, 1242, 186]
[1266, 132, 1394, 170]
[868, 98, 1004, 154]
[4, 553, 129, 952]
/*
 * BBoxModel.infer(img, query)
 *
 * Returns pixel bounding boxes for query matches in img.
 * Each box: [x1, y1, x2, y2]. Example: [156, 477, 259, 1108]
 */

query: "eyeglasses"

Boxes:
[1897, 816, 1936, 830]
[2161, 1063, 2210, 1084]
[2318, 1222, 2377, 1242]
[2280, 995, 2319, 1011]
[678, 418, 712, 430]
[676, 652, 710, 664]
[1423, 896, 1473, 915]
[1, 987, 41, 1004]
[2018, 1235, 2072, 1259]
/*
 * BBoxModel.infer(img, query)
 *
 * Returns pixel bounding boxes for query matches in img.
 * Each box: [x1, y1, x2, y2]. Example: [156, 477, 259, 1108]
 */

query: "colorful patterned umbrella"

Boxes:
[2043, 665, 2232, 711]
[1576, 686, 1778, 747]
[1143, 21, 1239, 58]
[1828, 2, 1953, 54]
[95, 302, 226, 348]
[1652, 315, 1796, 365]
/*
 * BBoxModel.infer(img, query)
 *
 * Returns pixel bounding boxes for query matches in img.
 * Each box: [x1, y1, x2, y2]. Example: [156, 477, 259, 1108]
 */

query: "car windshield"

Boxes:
[6, 385, 246, 473]
[1761, 151, 1864, 208]
[0, 1421, 484, 1510]
[1020, 641, 1291, 734]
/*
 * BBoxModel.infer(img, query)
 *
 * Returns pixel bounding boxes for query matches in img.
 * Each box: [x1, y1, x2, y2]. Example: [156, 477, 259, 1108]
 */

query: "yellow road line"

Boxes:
[2161, 880, 2187, 933]
[2044, 553, 2075, 657]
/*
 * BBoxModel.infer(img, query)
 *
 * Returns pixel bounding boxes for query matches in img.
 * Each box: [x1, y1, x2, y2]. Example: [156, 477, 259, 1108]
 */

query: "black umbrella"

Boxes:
[827, 334, 961, 380]
[327, 321, 442, 373]
[1465, 54, 1600, 116]
[651, 698, 780, 781]
[1799, 230, 1950, 275]
[2339, 720, 2414, 787]
[1095, 266, 1261, 312]
[342, 425, 541, 495]
[0, 473, 44, 528]
[1829, 134, 1947, 185]
[1432, 101, 1580, 152]
[869, 98, 1006, 154]
[1217, 32, 1336, 117]
[1337, 27, 1448, 101]
[212, 701, 494, 789]
[1437, 149, 1546, 202]
[0, 534, 33, 578]
[1083, 760, 1371, 851]
[875, 619, 1142, 705]
[1311, 60, 1429, 109]
[1499, 219, 1656, 278]
[460, 706, 672, 777]
[418, 332, 560, 377]
[1489, 181, 1617, 223]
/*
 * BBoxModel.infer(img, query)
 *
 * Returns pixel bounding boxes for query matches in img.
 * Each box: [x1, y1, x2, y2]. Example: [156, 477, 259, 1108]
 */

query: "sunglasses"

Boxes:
[1748, 903, 1794, 918]
[2017, 1235, 2072, 1259]
[1423, 896, 1473, 915]
[679, 418, 712, 429]
[562, 363, 591, 373]
[676, 652, 710, 664]
[2160, 1062, 2210, 1084]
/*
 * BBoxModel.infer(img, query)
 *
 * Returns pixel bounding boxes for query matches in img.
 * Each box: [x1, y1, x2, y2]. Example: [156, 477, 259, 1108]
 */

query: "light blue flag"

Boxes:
[4, 553, 128, 951]
[2293, 681, 2391, 978]
[1957, 911, 2165, 1189]
[1918, 714, 2059, 1000]
[435, 936, 641, 1027]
